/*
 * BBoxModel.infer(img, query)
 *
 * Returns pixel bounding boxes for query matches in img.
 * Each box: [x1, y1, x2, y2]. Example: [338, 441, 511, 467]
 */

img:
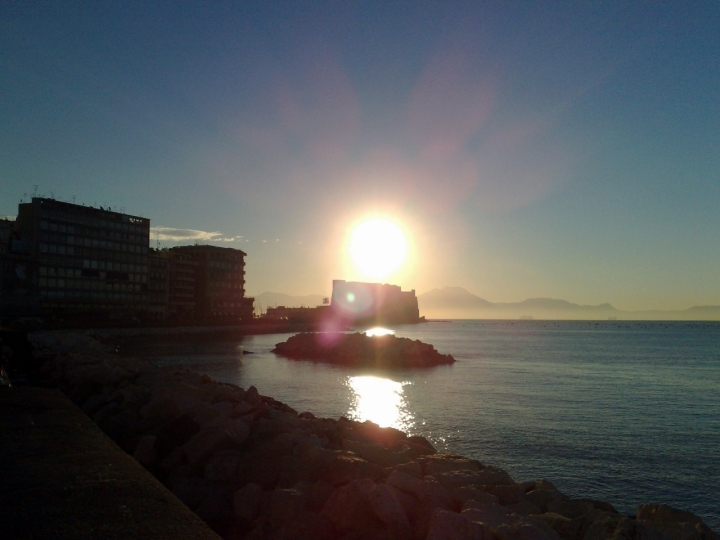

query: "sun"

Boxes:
[349, 218, 407, 280]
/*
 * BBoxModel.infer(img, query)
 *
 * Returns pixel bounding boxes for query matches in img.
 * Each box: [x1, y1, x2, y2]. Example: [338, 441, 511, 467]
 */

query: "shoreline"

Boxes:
[6, 330, 718, 540]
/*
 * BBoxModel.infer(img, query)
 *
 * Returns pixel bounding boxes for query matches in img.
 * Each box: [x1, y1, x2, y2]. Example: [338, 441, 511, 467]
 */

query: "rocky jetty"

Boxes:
[20, 331, 718, 540]
[272, 332, 455, 368]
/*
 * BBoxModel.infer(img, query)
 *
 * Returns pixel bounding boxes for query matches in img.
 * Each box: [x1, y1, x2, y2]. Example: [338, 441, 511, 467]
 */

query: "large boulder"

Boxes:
[181, 426, 234, 466]
[531, 512, 585, 540]
[427, 508, 492, 540]
[583, 514, 669, 540]
[320, 479, 384, 534]
[366, 483, 411, 530]
[341, 438, 414, 467]
[494, 518, 562, 540]
[527, 488, 568, 512]
[462, 501, 520, 530]
[387, 469, 425, 494]
[232, 482, 263, 524]
[422, 454, 481, 475]
[637, 504, 719, 540]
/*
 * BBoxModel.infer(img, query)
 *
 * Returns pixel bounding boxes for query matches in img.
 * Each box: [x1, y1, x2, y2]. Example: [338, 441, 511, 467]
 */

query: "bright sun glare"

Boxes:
[350, 218, 407, 280]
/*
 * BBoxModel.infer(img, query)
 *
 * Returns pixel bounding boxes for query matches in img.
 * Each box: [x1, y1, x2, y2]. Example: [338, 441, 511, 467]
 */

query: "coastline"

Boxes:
[6, 330, 718, 540]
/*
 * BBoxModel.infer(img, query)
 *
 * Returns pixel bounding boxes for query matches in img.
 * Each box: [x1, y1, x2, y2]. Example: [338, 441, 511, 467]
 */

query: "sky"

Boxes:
[1, 1, 719, 311]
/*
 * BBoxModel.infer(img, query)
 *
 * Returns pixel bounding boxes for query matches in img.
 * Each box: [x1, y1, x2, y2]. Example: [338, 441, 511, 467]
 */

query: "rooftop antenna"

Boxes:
[33, 185, 38, 197]
[51, 192, 54, 199]
[72, 196, 76, 204]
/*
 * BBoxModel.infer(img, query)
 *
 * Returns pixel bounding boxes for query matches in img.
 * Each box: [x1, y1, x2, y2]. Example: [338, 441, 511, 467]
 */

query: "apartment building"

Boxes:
[14, 198, 150, 319]
[167, 249, 198, 320]
[148, 249, 169, 320]
[148, 248, 200, 321]
[0, 218, 39, 317]
[171, 245, 253, 321]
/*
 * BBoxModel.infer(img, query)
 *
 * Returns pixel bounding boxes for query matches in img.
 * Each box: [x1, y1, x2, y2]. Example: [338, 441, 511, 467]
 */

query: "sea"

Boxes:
[124, 320, 720, 530]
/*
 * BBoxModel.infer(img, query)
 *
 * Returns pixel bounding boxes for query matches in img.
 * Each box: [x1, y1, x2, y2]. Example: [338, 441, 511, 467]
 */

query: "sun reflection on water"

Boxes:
[346, 375, 413, 431]
[365, 327, 395, 337]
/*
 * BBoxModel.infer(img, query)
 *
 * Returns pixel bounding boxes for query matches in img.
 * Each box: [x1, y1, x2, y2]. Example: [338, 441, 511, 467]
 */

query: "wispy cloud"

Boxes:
[151, 226, 225, 242]
[1, 215, 17, 221]
[150, 227, 247, 244]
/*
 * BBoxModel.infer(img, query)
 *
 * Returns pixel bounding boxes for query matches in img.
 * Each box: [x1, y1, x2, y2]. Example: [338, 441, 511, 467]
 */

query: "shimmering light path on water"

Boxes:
[346, 375, 413, 432]
[127, 321, 720, 530]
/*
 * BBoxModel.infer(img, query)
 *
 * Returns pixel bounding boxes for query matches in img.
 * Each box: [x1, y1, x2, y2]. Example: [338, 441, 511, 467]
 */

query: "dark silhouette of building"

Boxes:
[167, 249, 198, 320]
[263, 305, 329, 323]
[1, 218, 38, 318]
[148, 250, 169, 320]
[11, 198, 150, 320]
[171, 245, 253, 322]
[0, 198, 257, 326]
[330, 280, 421, 325]
[148, 248, 201, 322]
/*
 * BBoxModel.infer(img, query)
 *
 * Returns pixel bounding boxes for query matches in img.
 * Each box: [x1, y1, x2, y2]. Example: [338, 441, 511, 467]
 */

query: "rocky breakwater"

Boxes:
[272, 332, 455, 368]
[26, 331, 718, 540]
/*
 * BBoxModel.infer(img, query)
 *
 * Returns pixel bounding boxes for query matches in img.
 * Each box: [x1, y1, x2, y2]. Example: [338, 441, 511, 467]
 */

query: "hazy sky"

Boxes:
[2, 1, 719, 310]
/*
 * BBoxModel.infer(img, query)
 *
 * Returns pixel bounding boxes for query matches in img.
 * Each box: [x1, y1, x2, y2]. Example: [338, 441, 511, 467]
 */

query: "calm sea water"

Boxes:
[126, 321, 720, 530]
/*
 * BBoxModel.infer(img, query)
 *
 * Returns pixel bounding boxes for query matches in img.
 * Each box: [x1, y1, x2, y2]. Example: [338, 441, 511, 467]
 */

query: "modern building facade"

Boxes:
[148, 248, 200, 322]
[148, 249, 170, 320]
[171, 245, 253, 321]
[13, 198, 150, 320]
[1, 218, 38, 317]
[167, 249, 198, 320]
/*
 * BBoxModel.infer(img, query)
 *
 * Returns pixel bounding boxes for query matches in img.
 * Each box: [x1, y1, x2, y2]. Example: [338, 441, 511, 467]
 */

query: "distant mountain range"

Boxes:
[418, 287, 720, 321]
[250, 287, 720, 320]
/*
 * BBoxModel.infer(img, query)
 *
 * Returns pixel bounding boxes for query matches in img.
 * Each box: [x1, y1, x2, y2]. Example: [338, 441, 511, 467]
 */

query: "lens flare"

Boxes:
[350, 218, 407, 280]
